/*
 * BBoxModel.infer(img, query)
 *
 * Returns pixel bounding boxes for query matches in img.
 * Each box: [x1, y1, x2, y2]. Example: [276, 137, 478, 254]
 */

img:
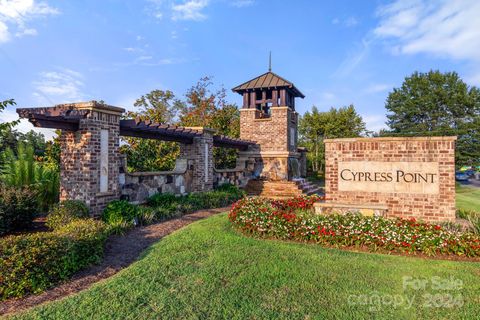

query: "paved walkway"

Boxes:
[0, 207, 229, 316]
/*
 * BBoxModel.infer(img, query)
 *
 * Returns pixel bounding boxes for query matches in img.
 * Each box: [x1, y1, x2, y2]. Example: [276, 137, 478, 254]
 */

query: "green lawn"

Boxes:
[456, 185, 480, 211]
[9, 214, 480, 320]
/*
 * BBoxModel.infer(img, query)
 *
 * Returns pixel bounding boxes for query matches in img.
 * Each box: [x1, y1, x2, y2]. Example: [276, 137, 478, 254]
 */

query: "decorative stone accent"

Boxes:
[213, 156, 256, 187]
[120, 157, 191, 204]
[324, 137, 457, 222]
[313, 202, 388, 217]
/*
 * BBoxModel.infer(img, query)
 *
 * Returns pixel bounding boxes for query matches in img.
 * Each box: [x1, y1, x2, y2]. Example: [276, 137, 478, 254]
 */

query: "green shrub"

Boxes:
[137, 206, 156, 225]
[145, 185, 245, 220]
[46, 200, 89, 230]
[102, 200, 139, 229]
[146, 193, 179, 207]
[0, 185, 38, 235]
[0, 218, 108, 301]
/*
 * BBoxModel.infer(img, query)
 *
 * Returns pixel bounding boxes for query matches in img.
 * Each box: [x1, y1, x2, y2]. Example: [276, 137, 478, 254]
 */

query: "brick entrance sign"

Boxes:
[317, 137, 457, 222]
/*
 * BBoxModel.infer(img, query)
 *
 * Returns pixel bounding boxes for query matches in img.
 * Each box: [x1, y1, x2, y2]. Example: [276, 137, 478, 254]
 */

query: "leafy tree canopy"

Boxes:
[384, 70, 480, 166]
[299, 105, 366, 173]
[121, 90, 182, 172]
[121, 77, 240, 172]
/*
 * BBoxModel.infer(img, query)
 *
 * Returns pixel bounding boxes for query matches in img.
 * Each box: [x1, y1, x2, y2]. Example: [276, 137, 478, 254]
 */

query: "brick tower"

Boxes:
[233, 70, 306, 181]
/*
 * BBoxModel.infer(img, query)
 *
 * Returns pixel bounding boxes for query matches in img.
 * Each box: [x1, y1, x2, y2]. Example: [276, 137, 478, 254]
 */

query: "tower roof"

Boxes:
[232, 71, 305, 98]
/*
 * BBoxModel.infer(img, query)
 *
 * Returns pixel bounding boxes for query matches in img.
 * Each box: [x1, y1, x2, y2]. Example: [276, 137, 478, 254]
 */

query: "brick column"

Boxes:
[59, 102, 125, 215]
[179, 127, 214, 192]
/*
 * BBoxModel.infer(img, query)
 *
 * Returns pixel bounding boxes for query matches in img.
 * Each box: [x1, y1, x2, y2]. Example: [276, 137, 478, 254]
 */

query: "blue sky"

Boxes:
[1, 0, 480, 139]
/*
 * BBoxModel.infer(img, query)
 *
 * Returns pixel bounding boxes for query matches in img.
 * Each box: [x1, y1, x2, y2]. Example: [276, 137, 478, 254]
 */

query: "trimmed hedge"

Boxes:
[229, 196, 480, 257]
[46, 200, 90, 230]
[0, 219, 108, 301]
[101, 184, 246, 232]
[146, 184, 246, 215]
[0, 185, 38, 235]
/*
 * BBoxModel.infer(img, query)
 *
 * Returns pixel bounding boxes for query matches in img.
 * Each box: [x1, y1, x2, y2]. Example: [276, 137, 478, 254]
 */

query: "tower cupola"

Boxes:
[232, 71, 304, 117]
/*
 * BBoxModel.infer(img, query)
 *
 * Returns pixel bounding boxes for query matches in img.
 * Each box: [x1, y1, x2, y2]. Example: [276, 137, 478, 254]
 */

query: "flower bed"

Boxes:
[229, 196, 480, 257]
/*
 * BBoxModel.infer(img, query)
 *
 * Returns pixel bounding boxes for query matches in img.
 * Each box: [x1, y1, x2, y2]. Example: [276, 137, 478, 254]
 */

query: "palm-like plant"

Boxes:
[1, 142, 59, 211]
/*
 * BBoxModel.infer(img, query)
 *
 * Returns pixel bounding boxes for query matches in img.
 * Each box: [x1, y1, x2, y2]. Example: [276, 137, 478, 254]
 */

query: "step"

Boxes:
[244, 179, 324, 199]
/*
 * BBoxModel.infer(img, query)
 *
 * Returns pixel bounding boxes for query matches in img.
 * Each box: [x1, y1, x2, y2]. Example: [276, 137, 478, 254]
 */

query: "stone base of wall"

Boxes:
[120, 159, 191, 204]
[314, 202, 388, 217]
[239, 150, 304, 181]
[121, 173, 187, 204]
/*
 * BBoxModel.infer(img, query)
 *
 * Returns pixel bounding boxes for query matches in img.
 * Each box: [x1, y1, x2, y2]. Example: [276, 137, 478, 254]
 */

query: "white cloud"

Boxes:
[374, 0, 480, 61]
[321, 92, 335, 100]
[0, 20, 8, 42]
[344, 17, 358, 27]
[141, 57, 186, 66]
[230, 0, 254, 8]
[363, 114, 387, 133]
[466, 72, 480, 86]
[0, 106, 56, 140]
[15, 27, 36, 36]
[136, 55, 153, 62]
[365, 83, 392, 94]
[33, 68, 85, 104]
[172, 0, 209, 21]
[332, 16, 358, 27]
[124, 47, 140, 52]
[334, 38, 372, 77]
[0, 0, 59, 43]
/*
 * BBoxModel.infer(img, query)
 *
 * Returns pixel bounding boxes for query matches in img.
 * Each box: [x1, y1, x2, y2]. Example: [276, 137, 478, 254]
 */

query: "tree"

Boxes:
[121, 90, 183, 172]
[178, 77, 240, 169]
[384, 70, 480, 166]
[0, 99, 20, 155]
[120, 78, 241, 171]
[299, 105, 366, 174]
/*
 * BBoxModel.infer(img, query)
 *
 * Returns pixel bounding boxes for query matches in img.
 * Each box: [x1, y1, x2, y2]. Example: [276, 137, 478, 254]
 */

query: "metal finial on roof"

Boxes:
[268, 51, 271, 72]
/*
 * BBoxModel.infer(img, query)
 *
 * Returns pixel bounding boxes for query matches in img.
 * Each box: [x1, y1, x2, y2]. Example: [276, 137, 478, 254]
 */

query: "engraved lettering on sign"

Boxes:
[338, 161, 440, 194]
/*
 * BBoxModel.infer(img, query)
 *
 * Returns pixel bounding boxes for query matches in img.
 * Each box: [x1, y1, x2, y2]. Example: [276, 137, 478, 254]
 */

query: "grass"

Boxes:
[456, 185, 480, 211]
[9, 214, 480, 320]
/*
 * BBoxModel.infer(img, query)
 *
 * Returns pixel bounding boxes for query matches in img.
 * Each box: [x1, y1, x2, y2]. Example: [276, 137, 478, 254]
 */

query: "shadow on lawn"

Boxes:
[0, 207, 229, 316]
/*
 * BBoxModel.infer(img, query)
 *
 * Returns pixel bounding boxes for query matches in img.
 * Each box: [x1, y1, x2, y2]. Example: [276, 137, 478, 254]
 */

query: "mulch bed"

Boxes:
[0, 207, 229, 316]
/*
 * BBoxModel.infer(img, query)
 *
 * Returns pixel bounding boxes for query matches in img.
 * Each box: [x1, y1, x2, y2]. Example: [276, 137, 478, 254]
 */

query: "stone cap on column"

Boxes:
[184, 127, 216, 135]
[18, 101, 125, 118]
[17, 101, 125, 131]
[324, 136, 457, 143]
[74, 101, 125, 115]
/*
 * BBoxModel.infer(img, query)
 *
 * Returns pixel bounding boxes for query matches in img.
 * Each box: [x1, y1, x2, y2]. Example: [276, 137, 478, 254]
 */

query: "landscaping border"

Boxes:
[0, 207, 228, 316]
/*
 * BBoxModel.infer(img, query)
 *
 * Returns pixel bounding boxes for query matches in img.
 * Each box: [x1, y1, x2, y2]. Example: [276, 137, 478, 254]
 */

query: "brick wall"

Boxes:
[59, 103, 124, 215]
[179, 128, 214, 192]
[240, 107, 298, 153]
[324, 137, 457, 222]
[240, 106, 303, 180]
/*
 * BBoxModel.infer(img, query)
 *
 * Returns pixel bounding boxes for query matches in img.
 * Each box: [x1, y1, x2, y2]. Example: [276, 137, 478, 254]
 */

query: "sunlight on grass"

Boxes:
[11, 214, 480, 320]
[456, 185, 480, 211]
